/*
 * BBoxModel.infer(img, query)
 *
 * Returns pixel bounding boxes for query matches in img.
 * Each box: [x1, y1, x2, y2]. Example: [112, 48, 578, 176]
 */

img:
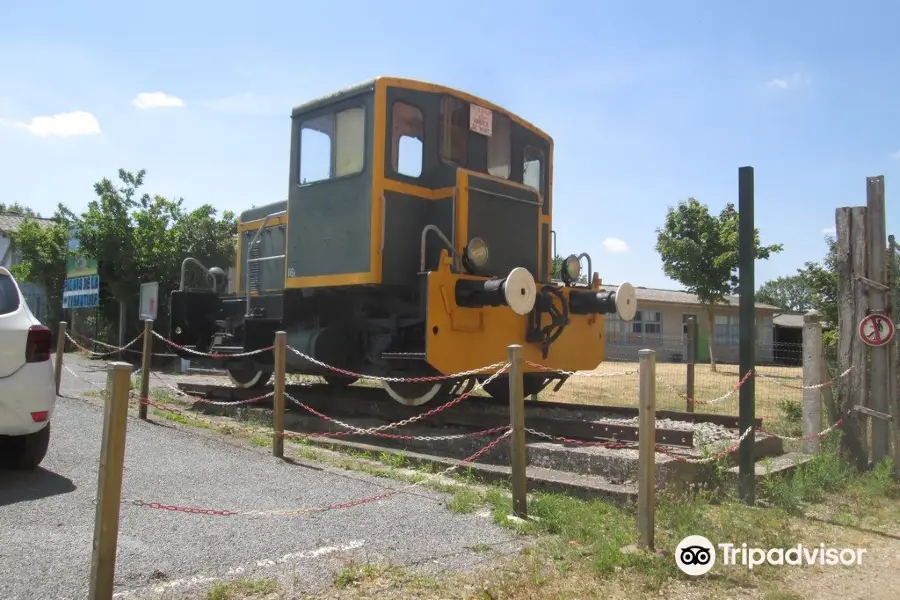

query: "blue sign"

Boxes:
[62, 274, 100, 309]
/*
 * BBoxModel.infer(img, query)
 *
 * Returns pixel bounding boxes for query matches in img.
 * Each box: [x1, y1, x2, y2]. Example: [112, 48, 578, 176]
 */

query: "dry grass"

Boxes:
[288, 360, 805, 423]
[541, 360, 804, 421]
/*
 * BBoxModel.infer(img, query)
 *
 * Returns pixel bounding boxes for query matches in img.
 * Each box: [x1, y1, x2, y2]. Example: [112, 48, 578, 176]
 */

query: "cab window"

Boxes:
[523, 146, 543, 191]
[391, 102, 424, 178]
[299, 106, 366, 184]
[487, 113, 510, 179]
[439, 96, 467, 166]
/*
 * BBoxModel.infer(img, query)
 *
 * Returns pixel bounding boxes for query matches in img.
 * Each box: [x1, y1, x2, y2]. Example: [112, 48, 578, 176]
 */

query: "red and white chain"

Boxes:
[151, 331, 273, 359]
[286, 344, 506, 383]
[120, 428, 512, 517]
[662, 369, 754, 406]
[660, 426, 755, 464]
[66, 331, 144, 358]
[754, 366, 853, 390]
[284, 364, 508, 435]
[524, 360, 638, 378]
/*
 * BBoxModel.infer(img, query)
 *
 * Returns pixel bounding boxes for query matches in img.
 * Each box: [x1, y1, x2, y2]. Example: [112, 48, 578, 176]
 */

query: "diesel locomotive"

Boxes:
[168, 77, 637, 405]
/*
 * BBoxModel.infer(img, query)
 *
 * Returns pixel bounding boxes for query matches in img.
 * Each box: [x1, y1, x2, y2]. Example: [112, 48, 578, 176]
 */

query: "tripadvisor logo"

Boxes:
[675, 535, 867, 575]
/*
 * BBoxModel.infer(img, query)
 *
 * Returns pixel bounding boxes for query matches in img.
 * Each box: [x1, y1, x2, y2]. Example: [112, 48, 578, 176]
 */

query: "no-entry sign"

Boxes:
[858, 314, 895, 347]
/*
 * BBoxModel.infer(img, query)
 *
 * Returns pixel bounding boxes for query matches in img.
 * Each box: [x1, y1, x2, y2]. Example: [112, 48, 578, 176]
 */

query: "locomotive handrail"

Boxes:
[179, 257, 215, 291]
[468, 185, 541, 207]
[577, 253, 592, 286]
[420, 224, 461, 272]
[245, 210, 287, 314]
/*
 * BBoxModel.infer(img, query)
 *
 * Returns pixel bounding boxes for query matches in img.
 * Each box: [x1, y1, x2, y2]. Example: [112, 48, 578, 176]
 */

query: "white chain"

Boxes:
[151, 331, 273, 358]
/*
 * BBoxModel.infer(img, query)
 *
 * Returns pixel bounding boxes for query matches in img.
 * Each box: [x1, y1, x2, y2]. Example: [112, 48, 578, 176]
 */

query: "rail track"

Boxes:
[175, 381, 764, 450]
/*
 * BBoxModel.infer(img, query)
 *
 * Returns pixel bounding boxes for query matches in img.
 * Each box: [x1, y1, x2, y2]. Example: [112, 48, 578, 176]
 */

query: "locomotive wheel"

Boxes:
[482, 374, 549, 400]
[227, 368, 272, 389]
[324, 375, 359, 388]
[382, 381, 448, 406]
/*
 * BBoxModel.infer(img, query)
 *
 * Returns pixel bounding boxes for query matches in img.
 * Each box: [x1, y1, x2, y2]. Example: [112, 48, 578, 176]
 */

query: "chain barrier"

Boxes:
[150, 330, 274, 359]
[285, 345, 507, 384]
[754, 366, 854, 390]
[117, 428, 512, 517]
[524, 360, 638, 378]
[65, 331, 145, 358]
[283, 365, 509, 435]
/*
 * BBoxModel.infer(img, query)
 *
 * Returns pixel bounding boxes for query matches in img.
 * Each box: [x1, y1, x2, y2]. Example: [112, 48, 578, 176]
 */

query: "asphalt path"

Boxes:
[0, 359, 521, 599]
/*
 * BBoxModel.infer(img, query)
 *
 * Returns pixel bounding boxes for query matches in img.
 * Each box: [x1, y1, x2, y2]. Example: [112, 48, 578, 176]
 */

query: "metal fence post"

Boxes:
[89, 361, 132, 600]
[507, 344, 527, 519]
[138, 319, 154, 420]
[638, 348, 656, 551]
[685, 316, 697, 413]
[802, 310, 824, 453]
[273, 331, 287, 458]
[54, 321, 67, 395]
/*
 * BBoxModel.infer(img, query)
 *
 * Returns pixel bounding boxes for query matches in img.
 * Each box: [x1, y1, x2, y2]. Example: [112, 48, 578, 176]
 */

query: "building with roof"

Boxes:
[0, 212, 56, 321]
[599, 284, 784, 364]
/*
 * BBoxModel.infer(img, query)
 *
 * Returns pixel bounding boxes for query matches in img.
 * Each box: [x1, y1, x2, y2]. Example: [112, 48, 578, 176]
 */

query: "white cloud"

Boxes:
[12, 111, 101, 137]
[822, 226, 836, 235]
[765, 73, 809, 89]
[132, 92, 185, 109]
[603, 237, 629, 253]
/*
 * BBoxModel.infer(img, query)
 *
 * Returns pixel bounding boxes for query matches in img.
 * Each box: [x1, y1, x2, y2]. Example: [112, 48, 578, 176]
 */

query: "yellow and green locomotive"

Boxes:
[169, 77, 637, 405]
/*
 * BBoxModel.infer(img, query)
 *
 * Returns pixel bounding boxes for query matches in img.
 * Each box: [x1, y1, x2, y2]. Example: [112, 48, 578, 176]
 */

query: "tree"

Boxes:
[0, 202, 39, 217]
[655, 197, 783, 371]
[756, 275, 814, 313]
[9, 210, 70, 328]
[57, 168, 237, 339]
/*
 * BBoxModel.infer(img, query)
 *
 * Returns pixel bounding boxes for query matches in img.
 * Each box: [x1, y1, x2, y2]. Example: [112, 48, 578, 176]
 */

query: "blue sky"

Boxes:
[2, 0, 899, 291]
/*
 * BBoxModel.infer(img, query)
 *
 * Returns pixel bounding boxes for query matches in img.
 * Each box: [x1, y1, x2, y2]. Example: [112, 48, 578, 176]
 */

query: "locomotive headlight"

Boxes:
[563, 254, 581, 282]
[465, 237, 490, 269]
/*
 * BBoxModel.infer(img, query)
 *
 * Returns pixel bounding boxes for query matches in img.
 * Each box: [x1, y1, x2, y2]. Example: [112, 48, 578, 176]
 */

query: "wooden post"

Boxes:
[54, 321, 67, 395]
[867, 176, 890, 463]
[508, 344, 527, 519]
[88, 361, 132, 600]
[638, 349, 656, 550]
[836, 207, 870, 470]
[137, 320, 153, 420]
[888, 234, 900, 471]
[802, 310, 824, 453]
[273, 331, 286, 458]
[685, 316, 697, 413]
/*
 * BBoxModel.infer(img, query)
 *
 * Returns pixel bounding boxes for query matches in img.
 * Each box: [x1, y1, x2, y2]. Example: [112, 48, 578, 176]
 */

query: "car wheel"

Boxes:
[3, 423, 51, 470]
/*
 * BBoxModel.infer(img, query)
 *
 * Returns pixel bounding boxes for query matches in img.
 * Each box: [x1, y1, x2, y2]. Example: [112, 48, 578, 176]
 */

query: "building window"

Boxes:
[487, 113, 511, 179]
[632, 310, 662, 335]
[715, 314, 740, 346]
[299, 106, 366, 184]
[391, 102, 424, 178]
[523, 146, 543, 191]
[439, 96, 467, 166]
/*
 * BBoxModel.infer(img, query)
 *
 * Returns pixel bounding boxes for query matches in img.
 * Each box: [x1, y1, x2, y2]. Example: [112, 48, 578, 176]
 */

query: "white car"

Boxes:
[0, 266, 55, 469]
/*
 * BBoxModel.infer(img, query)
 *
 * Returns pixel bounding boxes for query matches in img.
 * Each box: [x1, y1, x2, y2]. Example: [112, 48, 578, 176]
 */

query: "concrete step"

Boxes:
[725, 451, 816, 483]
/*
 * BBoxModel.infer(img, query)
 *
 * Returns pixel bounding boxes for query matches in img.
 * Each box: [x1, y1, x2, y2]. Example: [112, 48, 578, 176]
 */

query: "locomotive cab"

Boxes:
[169, 77, 637, 405]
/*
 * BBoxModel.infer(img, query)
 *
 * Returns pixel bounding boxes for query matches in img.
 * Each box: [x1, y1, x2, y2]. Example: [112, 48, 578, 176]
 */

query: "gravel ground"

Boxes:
[0, 360, 521, 600]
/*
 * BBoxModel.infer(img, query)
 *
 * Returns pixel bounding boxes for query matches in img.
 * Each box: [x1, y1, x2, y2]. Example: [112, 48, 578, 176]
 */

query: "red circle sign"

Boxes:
[858, 314, 895, 347]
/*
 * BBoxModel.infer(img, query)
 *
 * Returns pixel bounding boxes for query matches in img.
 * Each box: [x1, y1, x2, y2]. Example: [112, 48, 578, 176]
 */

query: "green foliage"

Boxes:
[0, 202, 39, 217]
[655, 198, 783, 305]
[8, 211, 70, 326]
[756, 275, 814, 312]
[56, 168, 237, 330]
[655, 198, 782, 368]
